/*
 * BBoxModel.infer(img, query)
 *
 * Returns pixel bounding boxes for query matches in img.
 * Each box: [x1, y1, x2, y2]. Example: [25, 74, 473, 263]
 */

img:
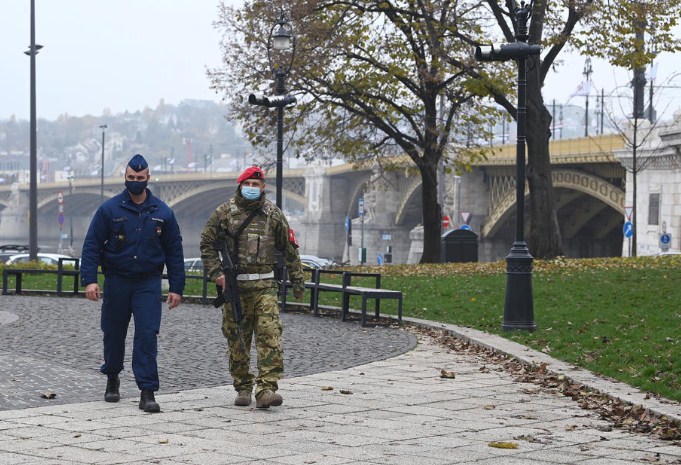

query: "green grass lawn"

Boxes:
[362, 257, 681, 403]
[3, 256, 680, 402]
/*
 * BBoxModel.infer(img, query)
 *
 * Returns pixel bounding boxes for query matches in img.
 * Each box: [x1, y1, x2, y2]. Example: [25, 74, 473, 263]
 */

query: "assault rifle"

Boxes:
[213, 243, 246, 353]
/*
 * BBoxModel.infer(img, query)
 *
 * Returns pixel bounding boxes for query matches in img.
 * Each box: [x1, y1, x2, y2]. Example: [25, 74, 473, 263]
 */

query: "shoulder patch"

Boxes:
[288, 228, 299, 248]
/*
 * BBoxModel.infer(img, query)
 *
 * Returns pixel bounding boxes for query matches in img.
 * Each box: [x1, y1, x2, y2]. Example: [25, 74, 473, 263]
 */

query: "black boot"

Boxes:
[139, 389, 160, 413]
[104, 374, 120, 403]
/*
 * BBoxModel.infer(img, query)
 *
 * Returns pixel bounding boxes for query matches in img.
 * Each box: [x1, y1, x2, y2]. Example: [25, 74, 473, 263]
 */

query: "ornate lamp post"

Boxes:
[475, 0, 540, 331]
[248, 12, 297, 208]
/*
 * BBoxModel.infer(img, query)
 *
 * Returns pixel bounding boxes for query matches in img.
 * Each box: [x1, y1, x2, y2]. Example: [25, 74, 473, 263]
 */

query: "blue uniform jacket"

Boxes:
[80, 188, 186, 295]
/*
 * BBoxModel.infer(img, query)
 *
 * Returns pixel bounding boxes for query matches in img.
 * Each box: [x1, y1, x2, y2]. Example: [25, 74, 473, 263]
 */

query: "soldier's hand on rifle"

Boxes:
[215, 274, 225, 289]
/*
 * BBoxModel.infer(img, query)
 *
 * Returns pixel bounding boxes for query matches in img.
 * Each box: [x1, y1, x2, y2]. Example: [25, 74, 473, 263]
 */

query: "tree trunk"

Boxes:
[420, 160, 442, 263]
[525, 58, 564, 259]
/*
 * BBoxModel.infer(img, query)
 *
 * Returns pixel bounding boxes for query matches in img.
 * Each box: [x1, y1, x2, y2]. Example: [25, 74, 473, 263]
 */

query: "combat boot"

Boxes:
[139, 389, 161, 413]
[104, 374, 120, 403]
[255, 390, 283, 409]
[234, 390, 252, 406]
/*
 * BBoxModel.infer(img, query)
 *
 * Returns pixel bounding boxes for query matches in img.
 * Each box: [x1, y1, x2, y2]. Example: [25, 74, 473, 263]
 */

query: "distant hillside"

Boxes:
[0, 99, 250, 181]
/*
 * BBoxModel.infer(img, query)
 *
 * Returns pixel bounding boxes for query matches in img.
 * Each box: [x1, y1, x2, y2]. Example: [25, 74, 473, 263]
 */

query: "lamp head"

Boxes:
[273, 22, 292, 50]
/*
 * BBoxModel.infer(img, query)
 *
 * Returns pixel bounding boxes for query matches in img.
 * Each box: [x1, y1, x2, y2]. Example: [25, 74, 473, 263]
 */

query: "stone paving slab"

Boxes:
[0, 336, 679, 464]
[1, 296, 681, 464]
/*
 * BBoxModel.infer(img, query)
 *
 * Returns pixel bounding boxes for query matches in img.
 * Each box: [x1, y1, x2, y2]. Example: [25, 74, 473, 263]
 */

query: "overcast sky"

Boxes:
[1, 0, 234, 121]
[1, 1, 679, 122]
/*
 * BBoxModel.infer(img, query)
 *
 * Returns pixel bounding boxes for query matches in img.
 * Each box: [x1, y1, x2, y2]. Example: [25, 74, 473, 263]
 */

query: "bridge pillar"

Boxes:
[297, 165, 349, 261]
[441, 169, 510, 262]
[0, 183, 31, 243]
[349, 173, 412, 265]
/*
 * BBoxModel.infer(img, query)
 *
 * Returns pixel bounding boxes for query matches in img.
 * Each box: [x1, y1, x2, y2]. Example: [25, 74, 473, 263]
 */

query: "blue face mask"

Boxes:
[125, 180, 147, 196]
[241, 185, 262, 200]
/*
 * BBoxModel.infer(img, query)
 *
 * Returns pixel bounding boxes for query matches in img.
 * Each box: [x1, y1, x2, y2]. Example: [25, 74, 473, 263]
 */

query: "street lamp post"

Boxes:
[25, 0, 43, 261]
[583, 58, 592, 137]
[99, 124, 107, 204]
[475, 0, 540, 331]
[248, 13, 297, 209]
[67, 172, 74, 248]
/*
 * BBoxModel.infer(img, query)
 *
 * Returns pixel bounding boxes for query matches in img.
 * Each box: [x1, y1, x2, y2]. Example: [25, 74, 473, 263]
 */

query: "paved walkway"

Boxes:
[0, 296, 415, 410]
[1, 296, 680, 464]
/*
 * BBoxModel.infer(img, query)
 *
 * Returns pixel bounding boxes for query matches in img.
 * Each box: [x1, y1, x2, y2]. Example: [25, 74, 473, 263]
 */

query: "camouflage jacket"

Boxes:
[200, 190, 304, 293]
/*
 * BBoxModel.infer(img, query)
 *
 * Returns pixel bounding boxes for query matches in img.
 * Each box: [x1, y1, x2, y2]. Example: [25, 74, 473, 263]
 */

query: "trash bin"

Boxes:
[441, 229, 478, 263]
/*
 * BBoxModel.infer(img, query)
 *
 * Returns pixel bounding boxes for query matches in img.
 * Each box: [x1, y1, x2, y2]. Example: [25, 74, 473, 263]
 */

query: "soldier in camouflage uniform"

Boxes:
[200, 166, 304, 409]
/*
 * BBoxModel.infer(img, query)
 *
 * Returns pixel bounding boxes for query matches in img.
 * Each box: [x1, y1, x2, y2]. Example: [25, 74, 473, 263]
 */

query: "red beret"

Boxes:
[237, 166, 265, 184]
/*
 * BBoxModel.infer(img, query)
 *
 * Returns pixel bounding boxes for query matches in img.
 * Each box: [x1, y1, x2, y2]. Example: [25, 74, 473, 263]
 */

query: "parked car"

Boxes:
[0, 244, 32, 263]
[299, 255, 336, 269]
[183, 257, 204, 273]
[5, 253, 76, 266]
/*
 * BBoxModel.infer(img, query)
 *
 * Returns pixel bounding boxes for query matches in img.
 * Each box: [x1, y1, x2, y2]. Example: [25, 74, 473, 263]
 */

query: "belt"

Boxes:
[236, 271, 275, 281]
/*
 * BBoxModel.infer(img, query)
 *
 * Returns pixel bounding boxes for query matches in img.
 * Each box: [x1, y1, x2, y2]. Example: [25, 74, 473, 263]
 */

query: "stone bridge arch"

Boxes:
[483, 169, 625, 238]
[395, 176, 422, 226]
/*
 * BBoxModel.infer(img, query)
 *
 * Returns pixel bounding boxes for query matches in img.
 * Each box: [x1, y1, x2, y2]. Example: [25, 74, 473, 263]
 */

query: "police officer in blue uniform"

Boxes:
[81, 154, 185, 413]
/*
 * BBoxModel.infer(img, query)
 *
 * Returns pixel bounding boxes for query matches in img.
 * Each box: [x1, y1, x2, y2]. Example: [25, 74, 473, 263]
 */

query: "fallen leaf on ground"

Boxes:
[159, 439, 169, 444]
[339, 389, 353, 395]
[321, 386, 333, 391]
[41, 390, 56, 399]
[440, 369, 456, 379]
[488, 441, 518, 449]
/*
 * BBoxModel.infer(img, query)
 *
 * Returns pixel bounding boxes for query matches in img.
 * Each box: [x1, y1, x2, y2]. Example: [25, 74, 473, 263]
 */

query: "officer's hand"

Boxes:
[215, 274, 225, 289]
[293, 289, 304, 300]
[166, 292, 182, 310]
[85, 283, 100, 302]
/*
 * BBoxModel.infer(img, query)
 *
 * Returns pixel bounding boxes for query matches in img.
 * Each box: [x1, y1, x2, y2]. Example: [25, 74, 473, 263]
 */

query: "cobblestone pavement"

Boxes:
[0, 295, 416, 410]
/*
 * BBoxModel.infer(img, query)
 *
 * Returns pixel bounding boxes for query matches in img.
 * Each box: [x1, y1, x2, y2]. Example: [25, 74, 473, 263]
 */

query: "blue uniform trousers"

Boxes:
[100, 274, 162, 391]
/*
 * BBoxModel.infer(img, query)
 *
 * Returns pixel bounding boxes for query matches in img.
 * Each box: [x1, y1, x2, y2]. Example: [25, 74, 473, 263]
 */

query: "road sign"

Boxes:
[358, 197, 365, 216]
[57, 191, 64, 204]
[460, 224, 472, 231]
[625, 206, 633, 220]
[344, 216, 350, 232]
[442, 215, 450, 229]
[58, 213, 65, 226]
[58, 204, 64, 214]
[461, 211, 471, 224]
[660, 233, 672, 250]
[623, 221, 633, 238]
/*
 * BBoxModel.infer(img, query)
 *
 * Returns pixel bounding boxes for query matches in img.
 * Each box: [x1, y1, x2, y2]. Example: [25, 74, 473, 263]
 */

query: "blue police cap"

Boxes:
[128, 154, 148, 172]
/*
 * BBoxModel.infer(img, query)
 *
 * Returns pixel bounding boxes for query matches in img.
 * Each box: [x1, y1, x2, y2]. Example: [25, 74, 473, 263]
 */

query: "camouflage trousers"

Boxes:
[221, 287, 283, 397]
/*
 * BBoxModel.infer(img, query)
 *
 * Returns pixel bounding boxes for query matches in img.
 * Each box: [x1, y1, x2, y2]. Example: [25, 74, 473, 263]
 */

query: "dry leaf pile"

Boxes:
[417, 326, 681, 441]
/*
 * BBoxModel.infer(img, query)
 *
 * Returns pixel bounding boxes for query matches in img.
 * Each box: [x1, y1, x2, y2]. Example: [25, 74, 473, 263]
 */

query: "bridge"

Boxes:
[0, 134, 628, 263]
